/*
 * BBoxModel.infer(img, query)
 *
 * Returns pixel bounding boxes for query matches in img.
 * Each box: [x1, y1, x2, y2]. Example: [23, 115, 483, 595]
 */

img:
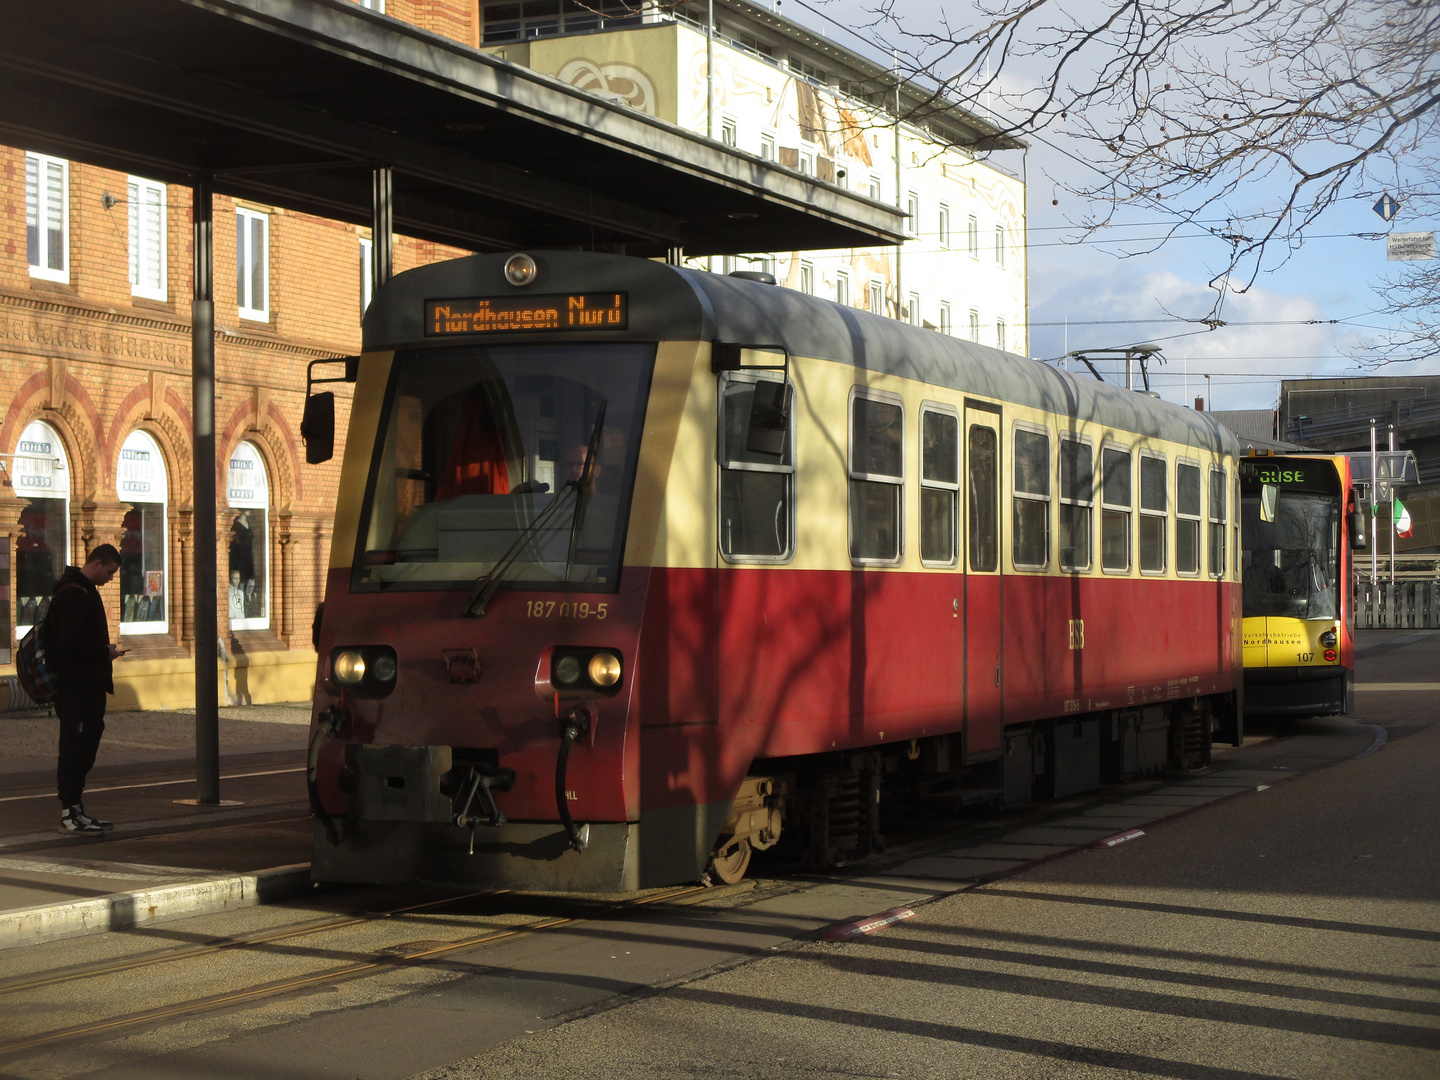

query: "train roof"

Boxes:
[365, 251, 1238, 456]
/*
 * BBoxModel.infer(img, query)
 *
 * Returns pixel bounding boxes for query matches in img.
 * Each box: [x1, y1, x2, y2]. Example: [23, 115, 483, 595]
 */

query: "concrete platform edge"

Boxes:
[0, 862, 311, 951]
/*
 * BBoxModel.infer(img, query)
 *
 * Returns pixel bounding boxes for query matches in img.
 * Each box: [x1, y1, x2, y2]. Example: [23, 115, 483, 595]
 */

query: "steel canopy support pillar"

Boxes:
[192, 175, 220, 804]
[372, 166, 394, 295]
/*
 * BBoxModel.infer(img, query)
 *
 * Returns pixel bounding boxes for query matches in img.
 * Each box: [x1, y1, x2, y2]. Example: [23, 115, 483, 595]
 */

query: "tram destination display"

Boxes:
[425, 292, 628, 335]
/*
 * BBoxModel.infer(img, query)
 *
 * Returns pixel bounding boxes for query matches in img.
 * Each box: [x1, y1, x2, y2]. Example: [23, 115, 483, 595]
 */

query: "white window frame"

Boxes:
[868, 281, 883, 315]
[798, 150, 814, 176]
[720, 115, 738, 148]
[128, 176, 167, 301]
[1138, 449, 1168, 576]
[357, 0, 385, 9]
[117, 429, 170, 637]
[908, 292, 920, 326]
[938, 203, 951, 248]
[227, 440, 273, 630]
[835, 270, 850, 307]
[969, 309, 980, 342]
[360, 236, 374, 313]
[995, 224, 1007, 267]
[718, 371, 795, 565]
[1011, 421, 1051, 571]
[1175, 457, 1203, 577]
[848, 386, 906, 567]
[939, 301, 951, 335]
[1057, 434, 1094, 573]
[1100, 442, 1133, 575]
[869, 175, 882, 201]
[12, 420, 72, 643]
[759, 132, 777, 161]
[967, 215, 979, 259]
[997, 318, 1007, 351]
[25, 152, 69, 283]
[919, 401, 960, 568]
[1208, 464, 1227, 579]
[799, 260, 814, 294]
[236, 206, 270, 321]
[905, 191, 920, 238]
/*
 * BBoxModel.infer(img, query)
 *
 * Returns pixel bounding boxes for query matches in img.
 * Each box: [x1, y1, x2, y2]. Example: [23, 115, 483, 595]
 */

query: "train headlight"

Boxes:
[370, 653, 398, 683]
[328, 645, 399, 697]
[554, 654, 583, 687]
[334, 650, 366, 685]
[588, 651, 622, 687]
[1319, 630, 1337, 648]
[504, 253, 537, 287]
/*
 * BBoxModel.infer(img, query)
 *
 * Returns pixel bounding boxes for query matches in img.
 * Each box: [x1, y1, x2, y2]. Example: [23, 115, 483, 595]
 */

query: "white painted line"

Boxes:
[1354, 683, 1440, 691]
[821, 906, 916, 941]
[1091, 829, 1145, 849]
[0, 863, 312, 950]
[0, 767, 305, 803]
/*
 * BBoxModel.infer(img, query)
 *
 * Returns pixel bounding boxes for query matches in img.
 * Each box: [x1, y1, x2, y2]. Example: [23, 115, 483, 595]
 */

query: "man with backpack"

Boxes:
[49, 544, 125, 834]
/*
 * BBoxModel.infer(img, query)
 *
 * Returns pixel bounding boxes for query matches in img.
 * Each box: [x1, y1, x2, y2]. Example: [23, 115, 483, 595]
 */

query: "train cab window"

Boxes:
[1176, 461, 1202, 575]
[1139, 453, 1167, 573]
[968, 424, 999, 572]
[719, 372, 794, 562]
[1012, 425, 1050, 569]
[353, 342, 655, 595]
[919, 405, 959, 566]
[1058, 436, 1093, 571]
[849, 390, 904, 564]
[1209, 466, 1227, 577]
[1100, 445, 1131, 572]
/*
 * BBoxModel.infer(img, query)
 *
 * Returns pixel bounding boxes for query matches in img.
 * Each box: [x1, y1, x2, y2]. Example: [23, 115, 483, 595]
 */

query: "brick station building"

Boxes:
[0, 150, 467, 706]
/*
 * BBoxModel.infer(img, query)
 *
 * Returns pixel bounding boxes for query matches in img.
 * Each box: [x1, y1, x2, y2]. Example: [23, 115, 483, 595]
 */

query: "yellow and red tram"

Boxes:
[303, 251, 1243, 890]
[1240, 453, 1364, 717]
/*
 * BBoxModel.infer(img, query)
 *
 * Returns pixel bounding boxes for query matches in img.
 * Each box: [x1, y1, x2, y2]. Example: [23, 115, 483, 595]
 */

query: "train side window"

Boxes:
[1012, 425, 1050, 569]
[1139, 452, 1167, 573]
[719, 372, 794, 562]
[849, 389, 904, 564]
[1209, 465, 1227, 577]
[1100, 445, 1131, 573]
[1176, 461, 1202, 575]
[1058, 435, 1093, 571]
[920, 404, 959, 566]
[968, 424, 999, 572]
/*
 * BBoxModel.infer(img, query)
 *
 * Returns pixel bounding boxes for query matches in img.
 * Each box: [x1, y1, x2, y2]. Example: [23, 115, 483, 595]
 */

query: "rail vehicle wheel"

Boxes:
[707, 838, 752, 885]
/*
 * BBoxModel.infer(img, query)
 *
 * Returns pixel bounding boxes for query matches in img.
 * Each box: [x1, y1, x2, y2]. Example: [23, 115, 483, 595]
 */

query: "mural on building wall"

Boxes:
[557, 58, 657, 115]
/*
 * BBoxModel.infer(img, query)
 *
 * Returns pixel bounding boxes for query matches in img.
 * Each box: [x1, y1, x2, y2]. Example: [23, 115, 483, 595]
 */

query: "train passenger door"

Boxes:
[963, 403, 1003, 757]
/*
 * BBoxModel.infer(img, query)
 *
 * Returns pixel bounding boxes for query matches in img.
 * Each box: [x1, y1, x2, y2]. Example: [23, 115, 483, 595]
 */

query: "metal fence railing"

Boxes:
[1355, 579, 1440, 629]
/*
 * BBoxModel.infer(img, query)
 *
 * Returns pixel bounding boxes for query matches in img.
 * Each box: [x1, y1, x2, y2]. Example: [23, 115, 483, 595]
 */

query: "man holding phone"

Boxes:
[49, 544, 125, 834]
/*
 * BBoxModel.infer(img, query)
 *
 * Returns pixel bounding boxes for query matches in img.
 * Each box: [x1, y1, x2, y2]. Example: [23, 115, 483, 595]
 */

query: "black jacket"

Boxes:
[47, 566, 113, 694]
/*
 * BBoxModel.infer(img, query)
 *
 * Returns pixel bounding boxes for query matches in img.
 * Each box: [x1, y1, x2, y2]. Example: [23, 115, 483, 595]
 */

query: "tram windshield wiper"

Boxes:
[464, 399, 607, 618]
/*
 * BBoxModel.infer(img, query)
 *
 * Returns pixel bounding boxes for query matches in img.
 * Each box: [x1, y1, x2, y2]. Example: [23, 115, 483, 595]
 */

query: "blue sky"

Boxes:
[776, 0, 1436, 411]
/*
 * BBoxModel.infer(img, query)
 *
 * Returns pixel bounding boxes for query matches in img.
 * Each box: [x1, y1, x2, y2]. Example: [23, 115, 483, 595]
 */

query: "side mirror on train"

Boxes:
[1259, 482, 1278, 523]
[1349, 510, 1369, 551]
[302, 392, 335, 465]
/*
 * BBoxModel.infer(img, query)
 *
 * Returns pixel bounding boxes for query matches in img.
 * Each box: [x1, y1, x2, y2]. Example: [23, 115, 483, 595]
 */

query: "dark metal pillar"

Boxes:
[192, 175, 220, 804]
[372, 166, 393, 293]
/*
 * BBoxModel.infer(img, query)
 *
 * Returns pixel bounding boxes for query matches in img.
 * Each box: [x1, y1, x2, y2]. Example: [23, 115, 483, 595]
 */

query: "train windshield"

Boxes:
[1240, 492, 1339, 620]
[352, 343, 654, 593]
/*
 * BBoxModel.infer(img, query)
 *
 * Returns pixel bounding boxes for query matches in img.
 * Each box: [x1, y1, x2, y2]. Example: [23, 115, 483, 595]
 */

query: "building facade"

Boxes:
[478, 0, 1029, 352]
[1, 146, 465, 706]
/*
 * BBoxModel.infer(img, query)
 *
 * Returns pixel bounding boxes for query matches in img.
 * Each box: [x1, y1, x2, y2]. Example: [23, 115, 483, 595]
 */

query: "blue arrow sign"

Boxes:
[1374, 193, 1401, 221]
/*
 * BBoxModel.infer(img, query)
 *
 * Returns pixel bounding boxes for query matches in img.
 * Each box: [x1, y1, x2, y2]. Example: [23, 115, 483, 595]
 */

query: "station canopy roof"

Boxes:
[0, 0, 905, 257]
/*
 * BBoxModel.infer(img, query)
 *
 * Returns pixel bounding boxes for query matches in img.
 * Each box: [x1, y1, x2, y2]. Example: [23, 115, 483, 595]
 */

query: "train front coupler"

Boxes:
[453, 761, 517, 855]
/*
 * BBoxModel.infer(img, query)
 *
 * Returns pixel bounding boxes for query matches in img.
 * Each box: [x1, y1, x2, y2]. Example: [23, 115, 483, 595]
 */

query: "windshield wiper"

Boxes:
[464, 400, 607, 618]
[564, 400, 607, 582]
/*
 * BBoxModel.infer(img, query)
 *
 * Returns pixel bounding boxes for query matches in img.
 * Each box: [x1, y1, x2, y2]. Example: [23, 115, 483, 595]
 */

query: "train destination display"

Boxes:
[426, 293, 628, 335]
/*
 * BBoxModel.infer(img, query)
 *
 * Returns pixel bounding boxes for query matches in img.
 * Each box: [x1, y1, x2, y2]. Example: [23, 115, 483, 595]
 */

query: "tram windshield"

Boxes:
[352, 343, 654, 593]
[1240, 492, 1339, 620]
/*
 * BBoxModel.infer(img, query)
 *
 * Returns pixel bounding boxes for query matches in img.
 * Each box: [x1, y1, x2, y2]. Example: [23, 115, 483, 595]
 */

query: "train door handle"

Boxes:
[995, 665, 1001, 686]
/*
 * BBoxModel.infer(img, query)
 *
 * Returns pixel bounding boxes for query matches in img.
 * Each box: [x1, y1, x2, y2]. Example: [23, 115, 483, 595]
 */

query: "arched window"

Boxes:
[226, 441, 270, 630]
[118, 430, 168, 634]
[13, 420, 70, 637]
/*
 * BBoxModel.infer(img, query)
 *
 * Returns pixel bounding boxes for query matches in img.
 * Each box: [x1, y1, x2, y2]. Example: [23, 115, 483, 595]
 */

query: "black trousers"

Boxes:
[56, 688, 107, 808]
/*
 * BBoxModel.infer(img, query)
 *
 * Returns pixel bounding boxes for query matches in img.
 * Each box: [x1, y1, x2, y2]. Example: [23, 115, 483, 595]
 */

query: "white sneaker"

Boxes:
[59, 805, 111, 833]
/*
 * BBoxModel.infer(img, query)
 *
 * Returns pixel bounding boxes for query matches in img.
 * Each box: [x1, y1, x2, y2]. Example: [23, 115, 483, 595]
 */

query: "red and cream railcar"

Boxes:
[304, 251, 1242, 889]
